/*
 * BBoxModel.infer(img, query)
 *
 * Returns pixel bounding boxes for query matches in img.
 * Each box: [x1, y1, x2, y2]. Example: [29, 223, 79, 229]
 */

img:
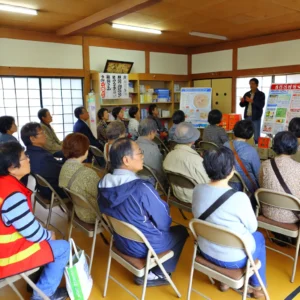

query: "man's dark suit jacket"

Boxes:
[240, 89, 265, 121]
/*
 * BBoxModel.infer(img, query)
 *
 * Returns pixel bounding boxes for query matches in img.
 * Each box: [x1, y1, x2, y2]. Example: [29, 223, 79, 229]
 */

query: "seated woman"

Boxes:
[289, 117, 300, 148]
[0, 141, 69, 300]
[112, 106, 124, 122]
[202, 109, 228, 147]
[260, 131, 300, 223]
[128, 106, 140, 140]
[97, 108, 109, 146]
[192, 147, 266, 298]
[288, 117, 300, 162]
[104, 121, 126, 162]
[169, 110, 185, 141]
[224, 120, 260, 194]
[0, 116, 18, 143]
[59, 133, 100, 224]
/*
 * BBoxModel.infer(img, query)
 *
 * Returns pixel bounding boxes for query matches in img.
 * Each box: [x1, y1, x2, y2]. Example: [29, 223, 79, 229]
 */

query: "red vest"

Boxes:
[0, 175, 54, 279]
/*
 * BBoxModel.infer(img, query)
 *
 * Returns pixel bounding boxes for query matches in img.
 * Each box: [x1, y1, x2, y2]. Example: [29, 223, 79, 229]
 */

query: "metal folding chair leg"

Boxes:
[20, 273, 50, 300]
[187, 246, 197, 300]
[141, 251, 151, 300]
[179, 209, 187, 220]
[291, 235, 300, 283]
[155, 259, 181, 298]
[103, 244, 112, 297]
[89, 219, 99, 274]
[7, 281, 24, 300]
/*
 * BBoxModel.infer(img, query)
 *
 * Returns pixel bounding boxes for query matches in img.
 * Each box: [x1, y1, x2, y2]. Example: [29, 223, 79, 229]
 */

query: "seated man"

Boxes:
[38, 108, 62, 156]
[73, 106, 102, 150]
[136, 119, 167, 187]
[21, 122, 66, 200]
[0, 141, 69, 300]
[98, 138, 188, 286]
[163, 122, 210, 203]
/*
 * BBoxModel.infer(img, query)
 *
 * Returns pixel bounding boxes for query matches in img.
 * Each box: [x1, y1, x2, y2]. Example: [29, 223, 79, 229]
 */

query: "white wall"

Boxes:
[0, 38, 83, 69]
[89, 46, 145, 73]
[238, 39, 300, 70]
[150, 52, 188, 75]
[192, 50, 233, 74]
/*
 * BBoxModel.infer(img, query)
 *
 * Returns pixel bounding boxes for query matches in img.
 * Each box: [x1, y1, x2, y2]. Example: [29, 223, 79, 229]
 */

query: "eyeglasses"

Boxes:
[20, 154, 29, 162]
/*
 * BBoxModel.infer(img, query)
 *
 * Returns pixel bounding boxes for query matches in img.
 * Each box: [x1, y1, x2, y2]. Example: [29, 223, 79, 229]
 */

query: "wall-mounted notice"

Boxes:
[87, 93, 97, 137]
[179, 87, 212, 128]
[99, 73, 129, 99]
[262, 83, 300, 135]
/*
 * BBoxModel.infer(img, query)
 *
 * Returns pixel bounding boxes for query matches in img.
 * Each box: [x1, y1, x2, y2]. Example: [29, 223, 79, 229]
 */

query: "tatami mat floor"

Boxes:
[2, 203, 300, 300]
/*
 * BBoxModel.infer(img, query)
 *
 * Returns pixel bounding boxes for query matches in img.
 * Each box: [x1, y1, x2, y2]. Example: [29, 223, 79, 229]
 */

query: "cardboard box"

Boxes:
[218, 114, 229, 130]
[258, 137, 271, 149]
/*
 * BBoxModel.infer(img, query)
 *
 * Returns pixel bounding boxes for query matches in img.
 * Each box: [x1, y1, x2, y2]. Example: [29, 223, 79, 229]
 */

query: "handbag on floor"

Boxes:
[64, 239, 93, 300]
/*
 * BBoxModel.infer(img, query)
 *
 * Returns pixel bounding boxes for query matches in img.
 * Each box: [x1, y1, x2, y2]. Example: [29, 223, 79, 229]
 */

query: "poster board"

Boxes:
[87, 93, 97, 137]
[99, 73, 129, 99]
[262, 83, 300, 135]
[179, 87, 212, 128]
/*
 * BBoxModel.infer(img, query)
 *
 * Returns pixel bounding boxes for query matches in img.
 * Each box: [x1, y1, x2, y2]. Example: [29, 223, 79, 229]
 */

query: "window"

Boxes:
[0, 77, 83, 141]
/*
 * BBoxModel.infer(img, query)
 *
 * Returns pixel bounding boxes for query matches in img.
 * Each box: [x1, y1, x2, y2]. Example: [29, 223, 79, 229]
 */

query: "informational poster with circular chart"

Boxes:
[262, 83, 300, 135]
[179, 87, 212, 128]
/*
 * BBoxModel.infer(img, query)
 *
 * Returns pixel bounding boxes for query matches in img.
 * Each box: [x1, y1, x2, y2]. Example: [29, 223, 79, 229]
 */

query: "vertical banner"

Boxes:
[87, 93, 97, 137]
[262, 83, 300, 135]
[180, 87, 212, 128]
[99, 73, 129, 99]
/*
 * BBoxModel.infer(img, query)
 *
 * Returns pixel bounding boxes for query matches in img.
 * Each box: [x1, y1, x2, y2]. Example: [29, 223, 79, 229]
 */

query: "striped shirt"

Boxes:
[1, 192, 51, 243]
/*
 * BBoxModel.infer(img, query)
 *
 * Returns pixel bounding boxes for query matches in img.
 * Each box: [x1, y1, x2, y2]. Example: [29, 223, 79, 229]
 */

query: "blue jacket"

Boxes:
[98, 169, 172, 257]
[26, 145, 65, 200]
[240, 89, 265, 121]
[73, 119, 102, 150]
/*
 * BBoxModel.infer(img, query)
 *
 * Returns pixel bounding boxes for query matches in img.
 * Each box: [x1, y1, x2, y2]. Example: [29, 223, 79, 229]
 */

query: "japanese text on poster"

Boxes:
[262, 83, 300, 135]
[180, 88, 212, 128]
[99, 73, 129, 99]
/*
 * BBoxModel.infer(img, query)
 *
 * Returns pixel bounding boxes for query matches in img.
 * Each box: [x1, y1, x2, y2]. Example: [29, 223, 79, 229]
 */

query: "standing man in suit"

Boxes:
[240, 78, 265, 144]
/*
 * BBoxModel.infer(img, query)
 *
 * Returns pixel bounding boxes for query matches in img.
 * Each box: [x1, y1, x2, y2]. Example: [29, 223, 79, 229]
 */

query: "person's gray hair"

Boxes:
[138, 119, 157, 136]
[106, 121, 126, 140]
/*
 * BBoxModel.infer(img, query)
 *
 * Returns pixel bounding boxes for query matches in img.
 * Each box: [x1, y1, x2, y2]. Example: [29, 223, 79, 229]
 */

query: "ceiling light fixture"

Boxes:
[112, 23, 161, 35]
[189, 31, 227, 41]
[0, 3, 37, 15]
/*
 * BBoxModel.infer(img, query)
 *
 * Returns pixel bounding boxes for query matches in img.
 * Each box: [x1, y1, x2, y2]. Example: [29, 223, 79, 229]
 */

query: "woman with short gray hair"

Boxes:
[136, 119, 167, 186]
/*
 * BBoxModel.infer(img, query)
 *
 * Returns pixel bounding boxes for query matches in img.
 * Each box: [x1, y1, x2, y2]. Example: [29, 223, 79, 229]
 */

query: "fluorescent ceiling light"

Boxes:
[189, 31, 227, 41]
[0, 4, 37, 15]
[112, 23, 161, 35]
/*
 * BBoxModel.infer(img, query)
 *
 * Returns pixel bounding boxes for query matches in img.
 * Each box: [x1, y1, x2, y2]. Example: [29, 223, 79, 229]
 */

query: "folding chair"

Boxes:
[137, 164, 167, 197]
[103, 215, 181, 300]
[153, 135, 169, 155]
[0, 268, 49, 300]
[188, 219, 269, 300]
[255, 188, 300, 282]
[165, 170, 196, 220]
[229, 171, 250, 194]
[196, 141, 219, 156]
[63, 187, 109, 273]
[89, 145, 105, 170]
[33, 174, 69, 231]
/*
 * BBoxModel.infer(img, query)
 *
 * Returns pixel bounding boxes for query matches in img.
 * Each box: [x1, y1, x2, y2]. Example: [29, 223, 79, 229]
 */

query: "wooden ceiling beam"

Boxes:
[56, 0, 161, 36]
